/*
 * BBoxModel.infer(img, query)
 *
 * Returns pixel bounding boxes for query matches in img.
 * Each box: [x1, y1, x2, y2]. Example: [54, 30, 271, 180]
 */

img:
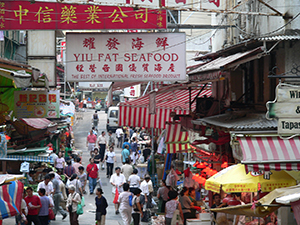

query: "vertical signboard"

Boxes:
[124, 85, 141, 98]
[266, 83, 300, 135]
[14, 90, 60, 118]
[66, 32, 186, 82]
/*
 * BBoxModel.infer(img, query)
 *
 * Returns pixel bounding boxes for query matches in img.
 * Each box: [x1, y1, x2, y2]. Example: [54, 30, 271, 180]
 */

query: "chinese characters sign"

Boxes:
[14, 90, 60, 118]
[66, 33, 186, 82]
[0, 1, 166, 30]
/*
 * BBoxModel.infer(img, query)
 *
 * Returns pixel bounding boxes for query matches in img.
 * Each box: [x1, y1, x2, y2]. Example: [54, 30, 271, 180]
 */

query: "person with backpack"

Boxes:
[117, 183, 132, 225]
[93, 111, 99, 127]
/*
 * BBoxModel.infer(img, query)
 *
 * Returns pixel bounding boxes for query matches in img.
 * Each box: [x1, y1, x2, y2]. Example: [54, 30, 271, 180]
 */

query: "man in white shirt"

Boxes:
[110, 167, 126, 214]
[115, 127, 123, 148]
[128, 168, 141, 193]
[121, 158, 133, 181]
[97, 131, 107, 170]
[37, 174, 54, 196]
[140, 174, 153, 209]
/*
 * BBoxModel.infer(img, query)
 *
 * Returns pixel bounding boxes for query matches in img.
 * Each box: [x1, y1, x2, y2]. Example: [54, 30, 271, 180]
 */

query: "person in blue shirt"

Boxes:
[121, 145, 131, 164]
[122, 138, 131, 151]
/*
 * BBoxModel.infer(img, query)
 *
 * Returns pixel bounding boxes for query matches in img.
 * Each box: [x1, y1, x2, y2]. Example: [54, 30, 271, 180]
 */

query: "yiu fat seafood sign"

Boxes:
[66, 33, 186, 82]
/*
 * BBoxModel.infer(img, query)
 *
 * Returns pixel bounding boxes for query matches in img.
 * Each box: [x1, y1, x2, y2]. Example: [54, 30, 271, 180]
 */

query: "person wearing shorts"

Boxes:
[87, 130, 97, 157]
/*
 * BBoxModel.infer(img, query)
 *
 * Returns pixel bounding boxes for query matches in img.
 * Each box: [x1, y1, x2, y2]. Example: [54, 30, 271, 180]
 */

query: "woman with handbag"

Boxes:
[66, 185, 81, 225]
[95, 187, 108, 225]
[165, 191, 184, 225]
[118, 183, 133, 225]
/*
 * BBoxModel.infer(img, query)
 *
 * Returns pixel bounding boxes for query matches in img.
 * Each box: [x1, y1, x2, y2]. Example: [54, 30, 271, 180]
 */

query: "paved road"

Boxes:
[3, 109, 125, 225]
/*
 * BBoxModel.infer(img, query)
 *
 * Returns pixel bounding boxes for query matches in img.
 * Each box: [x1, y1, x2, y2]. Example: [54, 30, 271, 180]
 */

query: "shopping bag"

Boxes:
[171, 209, 183, 225]
[81, 196, 85, 207]
[48, 208, 55, 220]
[77, 203, 83, 215]
[113, 188, 119, 204]
[141, 209, 150, 222]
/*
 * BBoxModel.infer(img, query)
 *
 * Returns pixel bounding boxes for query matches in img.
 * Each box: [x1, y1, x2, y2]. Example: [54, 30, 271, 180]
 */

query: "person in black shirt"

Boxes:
[211, 194, 222, 224]
[93, 148, 102, 171]
[95, 188, 108, 225]
[142, 144, 151, 162]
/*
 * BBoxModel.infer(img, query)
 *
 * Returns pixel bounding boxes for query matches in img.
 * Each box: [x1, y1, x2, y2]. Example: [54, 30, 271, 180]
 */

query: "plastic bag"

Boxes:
[48, 208, 55, 220]
[77, 203, 83, 215]
[81, 196, 85, 207]
[166, 168, 179, 188]
[113, 188, 119, 204]
[129, 194, 133, 206]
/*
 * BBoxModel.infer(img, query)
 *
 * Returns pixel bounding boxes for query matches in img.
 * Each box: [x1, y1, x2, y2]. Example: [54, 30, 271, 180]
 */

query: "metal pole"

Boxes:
[151, 81, 155, 176]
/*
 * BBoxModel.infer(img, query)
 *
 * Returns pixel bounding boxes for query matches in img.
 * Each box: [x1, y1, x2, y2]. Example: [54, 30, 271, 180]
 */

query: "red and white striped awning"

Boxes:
[237, 136, 300, 172]
[165, 123, 190, 154]
[119, 84, 211, 129]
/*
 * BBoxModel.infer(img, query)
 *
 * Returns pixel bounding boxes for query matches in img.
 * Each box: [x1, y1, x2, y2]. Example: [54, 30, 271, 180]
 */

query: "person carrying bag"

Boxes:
[66, 185, 81, 225]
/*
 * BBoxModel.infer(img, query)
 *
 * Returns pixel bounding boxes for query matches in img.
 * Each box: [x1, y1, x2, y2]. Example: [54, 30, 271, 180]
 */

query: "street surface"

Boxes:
[3, 109, 129, 225]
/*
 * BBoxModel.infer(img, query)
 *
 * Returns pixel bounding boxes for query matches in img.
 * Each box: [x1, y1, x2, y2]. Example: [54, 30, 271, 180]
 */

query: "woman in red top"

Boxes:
[86, 158, 99, 195]
[87, 130, 97, 157]
[24, 187, 42, 225]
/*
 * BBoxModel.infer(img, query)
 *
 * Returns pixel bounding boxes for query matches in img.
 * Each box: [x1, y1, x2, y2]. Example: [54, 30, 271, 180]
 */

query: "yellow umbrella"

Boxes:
[205, 164, 299, 193]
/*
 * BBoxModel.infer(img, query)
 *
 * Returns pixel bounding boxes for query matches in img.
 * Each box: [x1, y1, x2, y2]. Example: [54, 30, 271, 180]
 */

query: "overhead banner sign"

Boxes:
[266, 83, 300, 135]
[14, 90, 60, 118]
[0, 1, 166, 30]
[66, 32, 186, 82]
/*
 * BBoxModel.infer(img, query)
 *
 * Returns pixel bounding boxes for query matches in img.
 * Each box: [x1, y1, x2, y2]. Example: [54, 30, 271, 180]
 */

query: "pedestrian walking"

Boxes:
[130, 137, 138, 163]
[87, 130, 97, 157]
[165, 191, 184, 225]
[105, 146, 116, 178]
[128, 169, 141, 193]
[78, 166, 87, 194]
[97, 131, 107, 170]
[66, 185, 81, 225]
[157, 180, 170, 213]
[87, 158, 99, 195]
[108, 131, 115, 147]
[95, 188, 108, 225]
[25, 187, 42, 225]
[110, 167, 126, 214]
[69, 174, 83, 196]
[132, 188, 143, 225]
[122, 138, 131, 151]
[140, 174, 154, 220]
[38, 188, 52, 225]
[121, 145, 131, 164]
[121, 158, 133, 182]
[93, 148, 102, 171]
[51, 173, 68, 220]
[37, 174, 54, 197]
[115, 127, 124, 148]
[15, 190, 28, 225]
[73, 157, 83, 175]
[118, 183, 133, 225]
[93, 111, 99, 127]
[54, 151, 65, 170]
[64, 160, 75, 182]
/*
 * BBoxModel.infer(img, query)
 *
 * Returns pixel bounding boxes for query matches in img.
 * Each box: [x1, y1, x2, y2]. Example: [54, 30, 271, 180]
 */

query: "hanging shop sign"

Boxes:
[66, 32, 186, 82]
[266, 83, 300, 134]
[124, 85, 141, 98]
[14, 90, 60, 118]
[0, 1, 166, 30]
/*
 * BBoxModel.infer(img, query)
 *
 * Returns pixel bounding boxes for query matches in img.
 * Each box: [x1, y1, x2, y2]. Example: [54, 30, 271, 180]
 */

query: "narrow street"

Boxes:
[4, 109, 125, 225]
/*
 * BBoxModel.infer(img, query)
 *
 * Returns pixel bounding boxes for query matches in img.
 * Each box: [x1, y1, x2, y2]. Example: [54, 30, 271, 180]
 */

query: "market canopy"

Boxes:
[119, 83, 212, 129]
[0, 176, 24, 220]
[210, 184, 300, 218]
[237, 136, 300, 173]
[165, 123, 190, 154]
[3, 155, 53, 163]
[205, 164, 299, 193]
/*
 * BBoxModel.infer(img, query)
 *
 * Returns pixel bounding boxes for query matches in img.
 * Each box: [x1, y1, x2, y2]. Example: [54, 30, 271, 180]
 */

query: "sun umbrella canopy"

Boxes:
[205, 164, 299, 193]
